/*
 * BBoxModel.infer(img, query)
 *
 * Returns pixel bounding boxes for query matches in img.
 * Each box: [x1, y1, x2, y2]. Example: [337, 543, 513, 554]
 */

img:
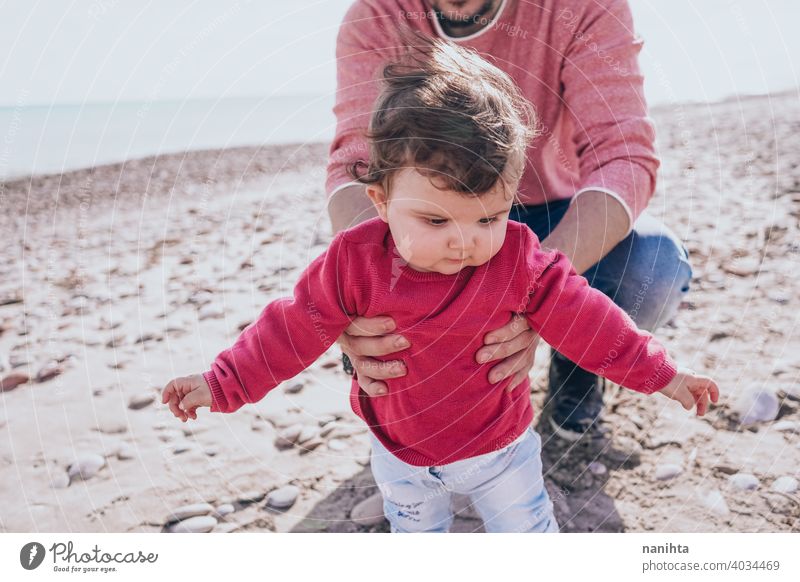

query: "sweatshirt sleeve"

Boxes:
[559, 0, 659, 224]
[521, 229, 677, 394]
[203, 232, 356, 413]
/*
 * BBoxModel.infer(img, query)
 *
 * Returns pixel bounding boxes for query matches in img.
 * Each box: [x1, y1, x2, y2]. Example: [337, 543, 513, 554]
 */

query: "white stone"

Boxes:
[67, 453, 106, 482]
[116, 443, 136, 460]
[728, 473, 760, 491]
[168, 515, 217, 533]
[327, 439, 348, 451]
[654, 463, 683, 481]
[168, 503, 215, 522]
[266, 485, 300, 509]
[771, 476, 798, 494]
[733, 389, 780, 425]
[214, 503, 235, 518]
[771, 420, 799, 433]
[50, 472, 70, 489]
[588, 461, 607, 476]
[702, 490, 730, 517]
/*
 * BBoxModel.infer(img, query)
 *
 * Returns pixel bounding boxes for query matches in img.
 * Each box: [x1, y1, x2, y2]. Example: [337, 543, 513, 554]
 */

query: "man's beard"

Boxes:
[432, 0, 499, 29]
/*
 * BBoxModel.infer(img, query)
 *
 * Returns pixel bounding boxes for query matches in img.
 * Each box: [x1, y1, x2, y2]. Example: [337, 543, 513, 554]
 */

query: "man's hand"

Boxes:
[477, 313, 540, 392]
[338, 316, 409, 396]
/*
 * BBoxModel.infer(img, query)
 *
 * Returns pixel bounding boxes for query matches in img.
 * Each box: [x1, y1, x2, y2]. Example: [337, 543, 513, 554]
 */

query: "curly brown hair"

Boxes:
[349, 30, 538, 198]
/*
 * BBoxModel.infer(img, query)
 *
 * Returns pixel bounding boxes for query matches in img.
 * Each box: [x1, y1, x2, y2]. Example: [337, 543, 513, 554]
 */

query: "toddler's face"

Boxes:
[367, 168, 515, 275]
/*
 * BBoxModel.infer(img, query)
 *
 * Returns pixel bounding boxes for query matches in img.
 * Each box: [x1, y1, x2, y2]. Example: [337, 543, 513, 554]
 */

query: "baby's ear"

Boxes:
[366, 185, 389, 223]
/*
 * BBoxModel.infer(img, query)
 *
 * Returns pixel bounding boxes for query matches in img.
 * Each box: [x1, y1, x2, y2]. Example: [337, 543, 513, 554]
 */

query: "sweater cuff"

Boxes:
[203, 370, 228, 413]
[636, 357, 679, 394]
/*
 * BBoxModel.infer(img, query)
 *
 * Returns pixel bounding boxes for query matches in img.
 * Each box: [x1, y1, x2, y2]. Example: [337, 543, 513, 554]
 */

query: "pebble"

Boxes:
[50, 472, 70, 489]
[327, 439, 348, 451]
[157, 429, 184, 443]
[67, 453, 106, 483]
[238, 490, 266, 504]
[320, 421, 365, 439]
[771, 420, 799, 433]
[0, 372, 30, 392]
[128, 394, 155, 410]
[297, 425, 319, 444]
[95, 421, 128, 434]
[733, 389, 780, 425]
[588, 461, 607, 476]
[283, 382, 304, 394]
[167, 503, 215, 522]
[212, 522, 239, 533]
[275, 424, 303, 449]
[701, 490, 730, 517]
[654, 463, 683, 481]
[728, 473, 760, 491]
[116, 443, 136, 460]
[770, 476, 798, 494]
[298, 437, 325, 455]
[35, 362, 63, 383]
[167, 515, 217, 533]
[198, 305, 224, 320]
[214, 503, 235, 518]
[266, 485, 300, 509]
[350, 492, 385, 526]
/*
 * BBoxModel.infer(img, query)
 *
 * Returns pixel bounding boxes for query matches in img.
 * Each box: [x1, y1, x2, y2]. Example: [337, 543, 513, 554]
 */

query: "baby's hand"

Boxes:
[657, 368, 720, 416]
[161, 374, 212, 422]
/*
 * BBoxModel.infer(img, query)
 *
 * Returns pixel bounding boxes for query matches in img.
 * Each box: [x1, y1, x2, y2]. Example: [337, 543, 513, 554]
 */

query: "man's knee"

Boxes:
[593, 218, 693, 331]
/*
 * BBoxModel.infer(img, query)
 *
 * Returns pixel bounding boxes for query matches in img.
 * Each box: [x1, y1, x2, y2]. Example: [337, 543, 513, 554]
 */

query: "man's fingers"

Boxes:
[346, 333, 410, 358]
[505, 368, 530, 393]
[358, 376, 388, 397]
[351, 355, 407, 380]
[478, 329, 538, 364]
[484, 340, 537, 384]
[483, 314, 531, 345]
[344, 316, 396, 338]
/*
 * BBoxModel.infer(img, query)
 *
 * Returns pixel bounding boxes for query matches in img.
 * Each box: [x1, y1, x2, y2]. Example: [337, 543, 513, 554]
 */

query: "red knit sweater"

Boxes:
[203, 218, 677, 466]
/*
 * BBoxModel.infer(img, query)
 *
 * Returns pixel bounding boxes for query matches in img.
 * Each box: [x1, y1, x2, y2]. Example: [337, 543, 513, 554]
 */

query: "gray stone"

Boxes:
[128, 393, 155, 410]
[283, 382, 304, 394]
[771, 420, 799, 433]
[266, 485, 300, 509]
[50, 472, 70, 489]
[167, 515, 217, 533]
[350, 492, 385, 526]
[275, 424, 303, 449]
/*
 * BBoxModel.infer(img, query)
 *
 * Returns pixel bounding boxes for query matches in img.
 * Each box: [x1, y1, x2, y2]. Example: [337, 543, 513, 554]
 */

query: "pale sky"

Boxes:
[1, 0, 798, 108]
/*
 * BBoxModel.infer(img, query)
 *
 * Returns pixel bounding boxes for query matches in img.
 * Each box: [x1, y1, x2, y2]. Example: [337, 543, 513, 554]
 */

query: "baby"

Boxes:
[161, 36, 719, 533]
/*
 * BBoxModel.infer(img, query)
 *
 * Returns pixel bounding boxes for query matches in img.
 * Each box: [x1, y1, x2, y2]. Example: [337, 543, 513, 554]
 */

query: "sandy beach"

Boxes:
[1, 91, 799, 533]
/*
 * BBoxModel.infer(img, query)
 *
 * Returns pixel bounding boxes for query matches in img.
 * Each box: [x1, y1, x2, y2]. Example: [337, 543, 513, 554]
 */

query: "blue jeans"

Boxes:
[511, 200, 692, 332]
[369, 427, 559, 533]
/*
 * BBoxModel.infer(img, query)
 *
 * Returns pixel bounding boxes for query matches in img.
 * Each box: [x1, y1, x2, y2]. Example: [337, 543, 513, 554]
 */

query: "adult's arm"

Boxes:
[545, 0, 660, 270]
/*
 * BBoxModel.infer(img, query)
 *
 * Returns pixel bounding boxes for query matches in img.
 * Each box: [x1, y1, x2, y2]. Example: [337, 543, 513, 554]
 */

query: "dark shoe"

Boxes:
[546, 350, 605, 442]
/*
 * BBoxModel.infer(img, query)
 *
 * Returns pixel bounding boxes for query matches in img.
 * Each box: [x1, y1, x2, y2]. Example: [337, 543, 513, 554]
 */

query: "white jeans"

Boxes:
[368, 426, 560, 533]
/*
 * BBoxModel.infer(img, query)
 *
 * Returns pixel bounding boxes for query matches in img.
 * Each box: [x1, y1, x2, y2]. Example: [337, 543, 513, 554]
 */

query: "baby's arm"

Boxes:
[163, 232, 356, 418]
[522, 232, 719, 413]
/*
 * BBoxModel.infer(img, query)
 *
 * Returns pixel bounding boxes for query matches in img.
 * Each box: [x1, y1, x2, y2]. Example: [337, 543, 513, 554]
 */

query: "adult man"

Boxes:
[327, 0, 692, 441]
